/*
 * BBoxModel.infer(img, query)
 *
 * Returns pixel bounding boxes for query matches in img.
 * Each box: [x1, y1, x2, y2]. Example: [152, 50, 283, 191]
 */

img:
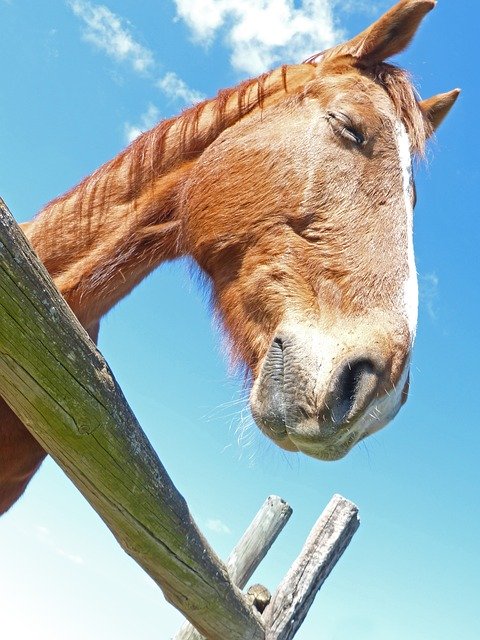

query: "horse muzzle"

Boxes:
[250, 328, 410, 460]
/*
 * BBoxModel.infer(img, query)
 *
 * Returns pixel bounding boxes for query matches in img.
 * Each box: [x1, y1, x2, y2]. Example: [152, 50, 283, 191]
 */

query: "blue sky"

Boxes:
[0, 1, 478, 639]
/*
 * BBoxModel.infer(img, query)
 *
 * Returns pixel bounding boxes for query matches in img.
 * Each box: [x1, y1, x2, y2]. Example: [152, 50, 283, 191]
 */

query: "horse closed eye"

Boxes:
[326, 111, 366, 146]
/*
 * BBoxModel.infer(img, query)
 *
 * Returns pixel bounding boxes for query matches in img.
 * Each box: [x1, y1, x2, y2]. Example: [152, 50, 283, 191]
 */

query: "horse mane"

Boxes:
[37, 57, 429, 227]
[39, 64, 296, 222]
[27, 63, 317, 289]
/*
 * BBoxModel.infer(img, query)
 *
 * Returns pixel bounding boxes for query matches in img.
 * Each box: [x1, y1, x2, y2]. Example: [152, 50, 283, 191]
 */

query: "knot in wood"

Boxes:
[246, 583, 271, 614]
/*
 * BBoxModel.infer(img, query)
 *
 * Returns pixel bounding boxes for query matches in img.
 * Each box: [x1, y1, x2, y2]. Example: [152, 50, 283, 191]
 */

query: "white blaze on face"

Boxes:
[345, 121, 419, 443]
[340, 121, 419, 445]
[342, 123, 419, 445]
[395, 120, 418, 337]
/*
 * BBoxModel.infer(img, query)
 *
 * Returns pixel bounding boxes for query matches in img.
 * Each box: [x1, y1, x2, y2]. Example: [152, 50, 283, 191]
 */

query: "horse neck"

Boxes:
[24, 64, 315, 330]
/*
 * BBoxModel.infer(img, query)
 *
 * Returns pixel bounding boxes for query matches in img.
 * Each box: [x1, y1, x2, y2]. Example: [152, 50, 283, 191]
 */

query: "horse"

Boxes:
[0, 0, 458, 515]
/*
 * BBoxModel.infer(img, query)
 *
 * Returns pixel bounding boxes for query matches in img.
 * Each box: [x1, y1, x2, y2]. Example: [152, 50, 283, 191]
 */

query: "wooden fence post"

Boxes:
[176, 495, 293, 640]
[263, 494, 360, 640]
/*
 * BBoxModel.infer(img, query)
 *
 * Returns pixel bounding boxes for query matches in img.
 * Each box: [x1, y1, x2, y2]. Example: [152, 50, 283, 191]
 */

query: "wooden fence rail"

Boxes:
[0, 197, 262, 640]
[0, 197, 360, 639]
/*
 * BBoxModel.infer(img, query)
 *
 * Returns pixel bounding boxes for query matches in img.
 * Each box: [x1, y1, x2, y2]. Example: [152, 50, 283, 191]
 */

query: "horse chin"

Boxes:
[250, 406, 360, 461]
[250, 373, 407, 461]
[250, 407, 382, 461]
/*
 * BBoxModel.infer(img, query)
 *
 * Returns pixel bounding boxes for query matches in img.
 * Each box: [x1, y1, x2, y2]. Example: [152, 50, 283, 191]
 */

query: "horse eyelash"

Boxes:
[325, 111, 366, 146]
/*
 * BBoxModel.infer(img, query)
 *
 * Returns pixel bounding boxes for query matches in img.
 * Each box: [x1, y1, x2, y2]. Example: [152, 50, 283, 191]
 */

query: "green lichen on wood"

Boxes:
[0, 198, 264, 640]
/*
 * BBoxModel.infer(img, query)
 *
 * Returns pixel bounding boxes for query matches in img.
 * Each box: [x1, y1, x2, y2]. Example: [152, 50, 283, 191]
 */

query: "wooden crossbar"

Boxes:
[0, 198, 263, 640]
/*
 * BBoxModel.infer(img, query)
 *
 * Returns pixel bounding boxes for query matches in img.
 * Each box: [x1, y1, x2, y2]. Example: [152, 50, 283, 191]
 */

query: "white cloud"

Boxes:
[124, 103, 160, 143]
[206, 518, 231, 534]
[157, 71, 205, 105]
[35, 525, 50, 539]
[34, 524, 85, 565]
[56, 548, 85, 565]
[173, 0, 344, 75]
[68, 1, 203, 118]
[68, 0, 154, 73]
[419, 272, 439, 320]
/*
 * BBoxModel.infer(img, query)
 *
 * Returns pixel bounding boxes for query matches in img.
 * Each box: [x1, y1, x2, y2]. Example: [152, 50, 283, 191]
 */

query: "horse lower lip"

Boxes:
[256, 404, 287, 436]
[288, 430, 356, 460]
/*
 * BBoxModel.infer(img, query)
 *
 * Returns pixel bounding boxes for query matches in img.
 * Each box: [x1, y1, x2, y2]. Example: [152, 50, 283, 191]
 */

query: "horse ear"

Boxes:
[329, 0, 436, 64]
[419, 89, 460, 132]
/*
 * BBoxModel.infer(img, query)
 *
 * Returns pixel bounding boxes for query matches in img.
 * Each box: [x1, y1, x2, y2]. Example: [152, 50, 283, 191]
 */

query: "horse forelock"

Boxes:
[366, 61, 432, 155]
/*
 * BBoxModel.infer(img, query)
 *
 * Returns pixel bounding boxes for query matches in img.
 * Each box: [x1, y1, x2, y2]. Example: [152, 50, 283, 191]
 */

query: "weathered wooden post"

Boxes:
[263, 494, 360, 640]
[0, 197, 263, 640]
[175, 495, 293, 640]
[176, 494, 359, 640]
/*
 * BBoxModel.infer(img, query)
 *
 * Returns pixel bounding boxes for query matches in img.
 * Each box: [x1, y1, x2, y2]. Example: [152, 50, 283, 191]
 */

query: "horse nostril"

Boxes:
[329, 358, 378, 425]
[268, 336, 284, 381]
[272, 336, 283, 349]
[251, 335, 287, 436]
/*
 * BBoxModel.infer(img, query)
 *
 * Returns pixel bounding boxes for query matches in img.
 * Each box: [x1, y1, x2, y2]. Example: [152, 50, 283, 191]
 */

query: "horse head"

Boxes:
[181, 0, 459, 460]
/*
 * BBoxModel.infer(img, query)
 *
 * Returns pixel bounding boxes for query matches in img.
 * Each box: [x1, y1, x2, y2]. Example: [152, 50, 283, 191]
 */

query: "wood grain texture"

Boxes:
[0, 198, 263, 640]
[227, 495, 293, 588]
[176, 495, 292, 640]
[263, 494, 360, 640]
